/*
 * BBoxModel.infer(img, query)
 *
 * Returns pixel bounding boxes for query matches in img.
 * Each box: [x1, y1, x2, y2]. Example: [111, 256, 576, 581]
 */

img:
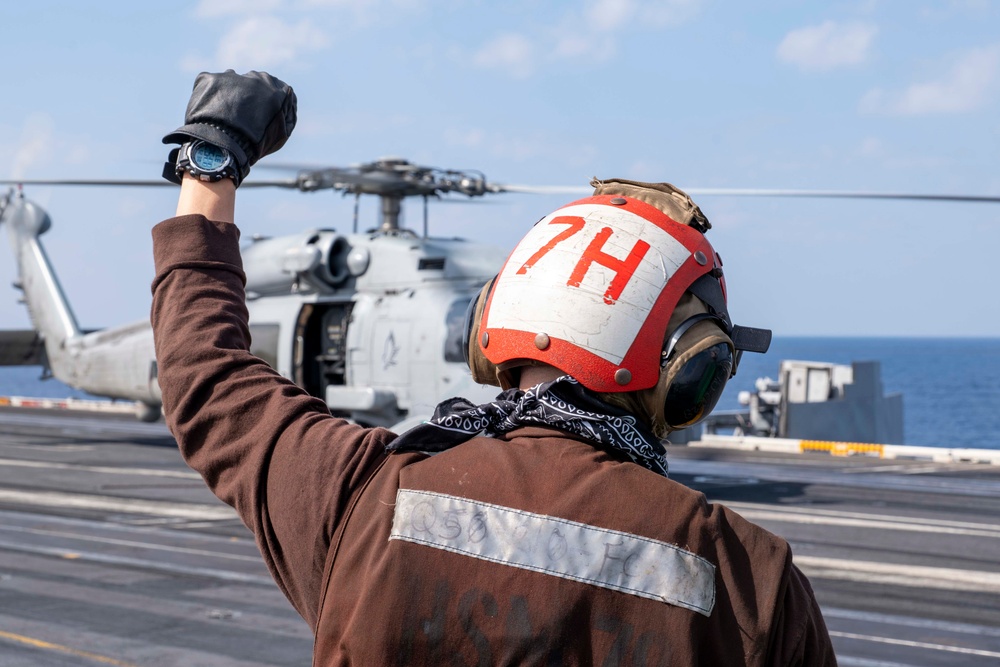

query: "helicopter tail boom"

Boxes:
[0, 190, 82, 351]
[0, 191, 163, 410]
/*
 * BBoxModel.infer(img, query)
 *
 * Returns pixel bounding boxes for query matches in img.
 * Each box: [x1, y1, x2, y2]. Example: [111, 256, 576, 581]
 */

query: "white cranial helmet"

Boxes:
[467, 179, 771, 432]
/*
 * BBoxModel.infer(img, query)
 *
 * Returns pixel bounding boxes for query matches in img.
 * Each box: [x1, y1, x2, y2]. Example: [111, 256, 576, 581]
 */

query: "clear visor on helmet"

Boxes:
[663, 342, 733, 429]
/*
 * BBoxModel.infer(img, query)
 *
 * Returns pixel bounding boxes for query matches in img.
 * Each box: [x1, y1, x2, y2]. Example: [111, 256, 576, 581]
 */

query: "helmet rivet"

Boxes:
[694, 251, 708, 265]
[614, 368, 632, 385]
[480, 332, 489, 348]
[534, 333, 550, 350]
[610, 197, 627, 205]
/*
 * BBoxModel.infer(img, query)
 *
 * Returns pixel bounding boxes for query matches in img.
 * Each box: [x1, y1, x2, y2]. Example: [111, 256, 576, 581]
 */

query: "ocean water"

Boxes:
[2, 337, 998, 449]
[716, 337, 1000, 449]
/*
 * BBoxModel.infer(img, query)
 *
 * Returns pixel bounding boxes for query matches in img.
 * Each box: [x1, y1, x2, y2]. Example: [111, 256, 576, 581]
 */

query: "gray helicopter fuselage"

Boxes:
[1, 192, 507, 426]
[243, 228, 508, 427]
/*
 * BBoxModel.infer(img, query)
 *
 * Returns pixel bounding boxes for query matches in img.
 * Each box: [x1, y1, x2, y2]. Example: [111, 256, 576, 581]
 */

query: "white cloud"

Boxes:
[857, 137, 883, 158]
[64, 144, 91, 165]
[443, 128, 485, 149]
[585, 0, 635, 31]
[552, 33, 591, 59]
[624, 159, 666, 180]
[552, 33, 616, 62]
[199, 16, 330, 72]
[440, 127, 597, 166]
[474, 0, 701, 78]
[301, 0, 378, 7]
[584, 0, 701, 32]
[11, 114, 55, 179]
[298, 0, 385, 26]
[777, 21, 877, 71]
[116, 196, 150, 219]
[632, 0, 702, 28]
[860, 45, 1000, 115]
[194, 0, 388, 22]
[193, 0, 284, 18]
[473, 33, 536, 79]
[179, 54, 212, 73]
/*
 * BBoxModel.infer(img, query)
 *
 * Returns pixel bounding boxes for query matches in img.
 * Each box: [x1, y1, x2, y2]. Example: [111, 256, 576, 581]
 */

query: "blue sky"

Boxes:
[1, 0, 998, 337]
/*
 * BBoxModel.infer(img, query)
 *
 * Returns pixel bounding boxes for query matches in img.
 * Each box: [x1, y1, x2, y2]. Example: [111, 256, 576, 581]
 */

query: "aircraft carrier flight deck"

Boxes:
[1, 407, 998, 666]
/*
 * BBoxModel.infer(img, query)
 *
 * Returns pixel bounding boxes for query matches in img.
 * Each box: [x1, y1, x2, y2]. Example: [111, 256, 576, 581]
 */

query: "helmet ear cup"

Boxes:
[464, 277, 502, 387]
[598, 294, 734, 438]
[658, 297, 734, 431]
[662, 341, 732, 428]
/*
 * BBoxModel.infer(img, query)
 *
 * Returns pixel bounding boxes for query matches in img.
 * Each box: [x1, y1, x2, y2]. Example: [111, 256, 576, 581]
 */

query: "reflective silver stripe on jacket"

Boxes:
[390, 489, 716, 616]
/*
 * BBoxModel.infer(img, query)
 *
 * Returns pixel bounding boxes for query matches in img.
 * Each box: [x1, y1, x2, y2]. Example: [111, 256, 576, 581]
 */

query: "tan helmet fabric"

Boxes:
[467, 279, 501, 387]
[590, 178, 711, 232]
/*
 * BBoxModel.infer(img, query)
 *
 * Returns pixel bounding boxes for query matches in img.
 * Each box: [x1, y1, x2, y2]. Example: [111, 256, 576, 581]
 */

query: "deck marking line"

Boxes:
[724, 501, 1000, 537]
[0, 489, 235, 520]
[0, 629, 140, 666]
[823, 606, 1000, 638]
[0, 508, 245, 544]
[795, 556, 1000, 594]
[0, 456, 199, 479]
[834, 656, 922, 667]
[670, 458, 1000, 497]
[828, 630, 1000, 658]
[733, 508, 1000, 538]
[0, 539, 274, 585]
[726, 500, 998, 528]
[0, 524, 260, 562]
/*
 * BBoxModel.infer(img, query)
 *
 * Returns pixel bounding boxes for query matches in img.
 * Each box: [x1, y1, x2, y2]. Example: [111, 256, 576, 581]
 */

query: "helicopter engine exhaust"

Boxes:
[242, 229, 351, 297]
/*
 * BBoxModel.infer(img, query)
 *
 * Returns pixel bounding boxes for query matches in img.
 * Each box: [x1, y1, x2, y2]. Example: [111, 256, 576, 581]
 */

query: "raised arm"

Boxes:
[151, 72, 395, 627]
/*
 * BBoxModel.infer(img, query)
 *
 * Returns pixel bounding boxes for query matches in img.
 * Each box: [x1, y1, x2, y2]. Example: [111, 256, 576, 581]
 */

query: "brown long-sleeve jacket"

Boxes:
[151, 214, 837, 666]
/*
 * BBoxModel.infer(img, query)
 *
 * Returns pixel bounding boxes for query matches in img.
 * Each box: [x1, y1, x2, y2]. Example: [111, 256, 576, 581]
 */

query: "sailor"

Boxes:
[152, 70, 837, 665]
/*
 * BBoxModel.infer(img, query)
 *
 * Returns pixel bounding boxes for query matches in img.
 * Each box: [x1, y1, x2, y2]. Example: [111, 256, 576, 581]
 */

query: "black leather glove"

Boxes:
[163, 70, 297, 186]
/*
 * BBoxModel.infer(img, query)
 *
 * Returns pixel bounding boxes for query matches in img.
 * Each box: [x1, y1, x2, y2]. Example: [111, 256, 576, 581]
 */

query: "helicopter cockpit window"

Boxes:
[249, 323, 281, 370]
[444, 297, 473, 363]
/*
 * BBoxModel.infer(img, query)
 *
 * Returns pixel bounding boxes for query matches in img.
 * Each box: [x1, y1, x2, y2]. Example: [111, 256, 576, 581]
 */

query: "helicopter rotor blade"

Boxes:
[292, 168, 411, 192]
[683, 188, 1000, 204]
[0, 179, 174, 187]
[256, 159, 465, 195]
[488, 183, 591, 195]
[0, 178, 305, 189]
[3, 175, 999, 204]
[242, 179, 304, 188]
[431, 197, 495, 204]
[491, 183, 1000, 204]
[0, 173, 464, 194]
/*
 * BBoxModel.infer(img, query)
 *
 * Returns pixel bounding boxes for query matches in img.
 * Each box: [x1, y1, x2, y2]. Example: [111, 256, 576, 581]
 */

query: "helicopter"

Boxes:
[2, 158, 999, 426]
[0, 158, 538, 426]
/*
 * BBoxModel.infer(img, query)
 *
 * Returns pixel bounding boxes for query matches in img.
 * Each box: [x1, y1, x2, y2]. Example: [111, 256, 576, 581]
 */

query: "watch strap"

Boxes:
[162, 147, 183, 185]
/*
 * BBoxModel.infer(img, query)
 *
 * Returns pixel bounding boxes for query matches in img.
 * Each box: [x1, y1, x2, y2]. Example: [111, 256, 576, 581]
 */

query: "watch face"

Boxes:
[190, 142, 230, 172]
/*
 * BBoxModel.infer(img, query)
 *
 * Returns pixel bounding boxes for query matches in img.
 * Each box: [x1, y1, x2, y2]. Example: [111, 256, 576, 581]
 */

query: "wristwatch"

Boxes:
[174, 140, 238, 184]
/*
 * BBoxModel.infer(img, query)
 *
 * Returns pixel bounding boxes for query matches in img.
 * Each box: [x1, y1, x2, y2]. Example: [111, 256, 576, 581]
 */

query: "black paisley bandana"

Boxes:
[387, 376, 668, 477]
